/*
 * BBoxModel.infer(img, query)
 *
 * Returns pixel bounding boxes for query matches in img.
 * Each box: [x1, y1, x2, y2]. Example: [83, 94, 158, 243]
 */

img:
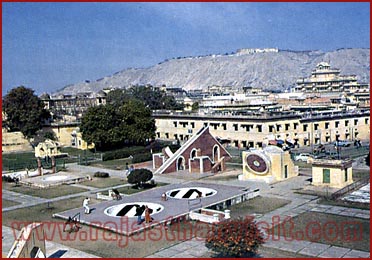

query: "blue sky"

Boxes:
[2, 2, 370, 96]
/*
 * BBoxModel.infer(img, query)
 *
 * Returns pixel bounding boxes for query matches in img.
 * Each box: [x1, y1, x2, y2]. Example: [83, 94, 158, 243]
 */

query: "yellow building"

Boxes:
[2, 128, 33, 153]
[240, 146, 298, 182]
[43, 122, 93, 150]
[34, 139, 63, 158]
[312, 159, 353, 189]
[153, 110, 370, 149]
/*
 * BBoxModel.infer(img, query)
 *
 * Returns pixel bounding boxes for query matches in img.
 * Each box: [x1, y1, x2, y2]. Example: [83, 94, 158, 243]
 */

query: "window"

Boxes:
[222, 123, 227, 130]
[314, 124, 319, 130]
[303, 124, 308, 131]
[365, 118, 369, 125]
[256, 125, 262, 132]
[285, 124, 290, 131]
[293, 123, 299, 130]
[323, 169, 330, 183]
[325, 122, 329, 129]
[354, 119, 358, 126]
[335, 121, 340, 128]
[173, 121, 178, 127]
[233, 124, 238, 131]
[269, 125, 275, 133]
[345, 120, 349, 127]
[191, 122, 195, 128]
[344, 169, 348, 182]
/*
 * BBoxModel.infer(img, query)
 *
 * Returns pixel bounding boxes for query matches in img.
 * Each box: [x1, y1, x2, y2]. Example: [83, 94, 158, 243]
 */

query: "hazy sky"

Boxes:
[2, 2, 370, 96]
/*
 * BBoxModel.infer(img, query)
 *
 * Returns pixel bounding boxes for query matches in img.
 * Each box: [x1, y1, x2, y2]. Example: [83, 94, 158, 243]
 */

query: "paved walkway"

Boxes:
[2, 163, 370, 258]
[144, 235, 370, 258]
[144, 174, 370, 258]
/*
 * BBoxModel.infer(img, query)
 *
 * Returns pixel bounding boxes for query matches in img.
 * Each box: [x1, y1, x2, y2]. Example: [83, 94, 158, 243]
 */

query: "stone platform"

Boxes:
[53, 182, 255, 236]
[19, 171, 90, 188]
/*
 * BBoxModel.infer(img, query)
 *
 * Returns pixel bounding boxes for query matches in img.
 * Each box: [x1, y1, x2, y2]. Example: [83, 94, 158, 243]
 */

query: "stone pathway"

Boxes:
[2, 189, 48, 205]
[144, 235, 370, 258]
[2, 164, 370, 258]
[144, 175, 370, 258]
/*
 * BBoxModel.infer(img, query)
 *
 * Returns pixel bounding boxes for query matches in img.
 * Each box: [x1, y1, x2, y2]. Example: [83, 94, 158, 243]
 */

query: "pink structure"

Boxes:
[153, 127, 231, 174]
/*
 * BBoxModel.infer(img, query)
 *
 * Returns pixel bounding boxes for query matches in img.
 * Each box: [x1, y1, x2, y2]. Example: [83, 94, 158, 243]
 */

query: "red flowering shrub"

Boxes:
[205, 217, 264, 257]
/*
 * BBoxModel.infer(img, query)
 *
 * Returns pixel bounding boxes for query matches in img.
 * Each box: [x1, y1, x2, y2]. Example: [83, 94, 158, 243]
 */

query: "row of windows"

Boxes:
[171, 118, 368, 133]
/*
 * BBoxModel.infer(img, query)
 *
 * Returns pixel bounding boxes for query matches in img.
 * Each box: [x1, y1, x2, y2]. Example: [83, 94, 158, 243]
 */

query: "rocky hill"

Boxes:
[55, 48, 370, 95]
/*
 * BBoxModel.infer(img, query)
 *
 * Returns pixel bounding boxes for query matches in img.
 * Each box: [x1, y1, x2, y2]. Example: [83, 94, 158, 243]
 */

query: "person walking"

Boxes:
[83, 197, 90, 214]
[144, 205, 152, 223]
[135, 205, 145, 225]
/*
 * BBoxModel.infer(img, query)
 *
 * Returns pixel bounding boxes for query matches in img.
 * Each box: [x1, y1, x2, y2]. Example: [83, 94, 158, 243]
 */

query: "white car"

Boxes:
[294, 153, 313, 163]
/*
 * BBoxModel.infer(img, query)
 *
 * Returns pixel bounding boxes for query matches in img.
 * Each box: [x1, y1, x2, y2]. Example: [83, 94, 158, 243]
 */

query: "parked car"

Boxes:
[334, 140, 353, 147]
[294, 153, 313, 163]
[313, 144, 326, 153]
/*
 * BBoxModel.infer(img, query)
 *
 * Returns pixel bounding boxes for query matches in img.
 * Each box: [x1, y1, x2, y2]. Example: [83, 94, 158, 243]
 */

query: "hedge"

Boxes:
[93, 171, 110, 178]
[101, 143, 181, 162]
[132, 153, 153, 163]
[102, 146, 145, 161]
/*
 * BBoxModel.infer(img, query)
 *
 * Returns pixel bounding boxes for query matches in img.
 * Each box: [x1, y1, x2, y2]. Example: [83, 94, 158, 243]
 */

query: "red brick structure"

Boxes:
[153, 127, 231, 174]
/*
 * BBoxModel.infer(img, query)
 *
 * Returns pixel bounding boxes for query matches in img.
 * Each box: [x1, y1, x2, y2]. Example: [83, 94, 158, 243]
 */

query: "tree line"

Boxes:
[3, 85, 184, 151]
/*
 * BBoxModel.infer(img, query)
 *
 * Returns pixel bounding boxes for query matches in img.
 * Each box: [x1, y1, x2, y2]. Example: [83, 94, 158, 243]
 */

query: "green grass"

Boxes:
[270, 212, 370, 251]
[90, 158, 133, 171]
[2, 199, 20, 208]
[82, 177, 127, 188]
[2, 182, 89, 199]
[2, 196, 93, 227]
[228, 196, 291, 217]
[2, 152, 38, 171]
[60, 147, 97, 157]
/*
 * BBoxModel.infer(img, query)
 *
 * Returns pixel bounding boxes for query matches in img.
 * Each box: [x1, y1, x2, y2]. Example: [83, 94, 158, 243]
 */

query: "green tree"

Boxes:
[127, 168, 153, 187]
[205, 217, 264, 257]
[2, 86, 50, 139]
[118, 99, 156, 144]
[80, 101, 155, 150]
[106, 88, 130, 106]
[107, 85, 184, 110]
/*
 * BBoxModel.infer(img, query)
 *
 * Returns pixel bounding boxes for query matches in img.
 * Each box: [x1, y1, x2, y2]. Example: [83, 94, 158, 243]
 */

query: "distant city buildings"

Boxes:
[294, 62, 369, 95]
[2, 62, 370, 152]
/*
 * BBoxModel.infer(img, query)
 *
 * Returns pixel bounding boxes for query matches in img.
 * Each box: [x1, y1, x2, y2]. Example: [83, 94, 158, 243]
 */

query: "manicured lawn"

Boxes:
[2, 196, 97, 228]
[2, 199, 20, 208]
[228, 196, 291, 217]
[270, 212, 370, 251]
[2, 182, 89, 199]
[2, 152, 38, 171]
[90, 158, 133, 171]
[82, 177, 127, 188]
